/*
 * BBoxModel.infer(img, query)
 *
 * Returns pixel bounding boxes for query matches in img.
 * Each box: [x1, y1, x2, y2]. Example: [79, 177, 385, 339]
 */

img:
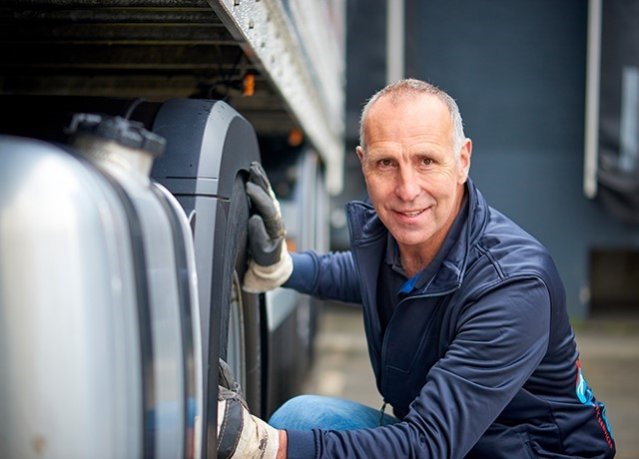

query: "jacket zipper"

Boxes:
[379, 287, 459, 398]
[379, 401, 388, 426]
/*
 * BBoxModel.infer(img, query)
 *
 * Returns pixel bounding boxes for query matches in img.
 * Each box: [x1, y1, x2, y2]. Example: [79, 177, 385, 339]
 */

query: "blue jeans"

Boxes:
[268, 395, 399, 431]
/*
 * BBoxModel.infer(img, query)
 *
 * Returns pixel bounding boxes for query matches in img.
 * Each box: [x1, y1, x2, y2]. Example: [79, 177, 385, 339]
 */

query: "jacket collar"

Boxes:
[346, 177, 488, 297]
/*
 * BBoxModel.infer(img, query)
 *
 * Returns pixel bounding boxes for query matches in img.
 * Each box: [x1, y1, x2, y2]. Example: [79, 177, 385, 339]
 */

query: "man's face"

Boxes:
[357, 93, 471, 260]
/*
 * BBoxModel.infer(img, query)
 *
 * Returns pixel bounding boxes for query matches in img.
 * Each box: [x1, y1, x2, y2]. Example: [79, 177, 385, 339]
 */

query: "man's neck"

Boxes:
[399, 240, 441, 278]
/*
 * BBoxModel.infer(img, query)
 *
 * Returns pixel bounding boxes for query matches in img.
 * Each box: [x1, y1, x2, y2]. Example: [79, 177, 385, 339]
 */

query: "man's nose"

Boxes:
[394, 166, 420, 201]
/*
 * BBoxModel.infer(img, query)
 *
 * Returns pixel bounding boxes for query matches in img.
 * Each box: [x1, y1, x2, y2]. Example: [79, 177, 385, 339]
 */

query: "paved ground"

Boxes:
[302, 302, 639, 458]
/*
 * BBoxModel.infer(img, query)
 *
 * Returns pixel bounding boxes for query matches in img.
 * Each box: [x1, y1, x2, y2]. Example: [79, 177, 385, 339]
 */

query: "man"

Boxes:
[218, 79, 615, 458]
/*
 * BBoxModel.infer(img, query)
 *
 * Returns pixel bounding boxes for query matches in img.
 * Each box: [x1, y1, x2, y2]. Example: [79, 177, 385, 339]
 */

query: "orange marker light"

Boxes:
[242, 73, 255, 96]
[288, 128, 304, 147]
[286, 237, 297, 253]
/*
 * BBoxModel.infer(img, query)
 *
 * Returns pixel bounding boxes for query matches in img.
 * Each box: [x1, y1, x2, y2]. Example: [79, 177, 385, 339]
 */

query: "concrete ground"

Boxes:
[302, 302, 639, 458]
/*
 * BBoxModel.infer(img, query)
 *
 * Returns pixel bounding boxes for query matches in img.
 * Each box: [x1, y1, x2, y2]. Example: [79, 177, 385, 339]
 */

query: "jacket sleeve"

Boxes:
[284, 251, 362, 304]
[285, 276, 551, 459]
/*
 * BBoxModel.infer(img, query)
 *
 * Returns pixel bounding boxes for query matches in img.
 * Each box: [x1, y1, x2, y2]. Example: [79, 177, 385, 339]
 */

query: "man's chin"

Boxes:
[390, 229, 434, 248]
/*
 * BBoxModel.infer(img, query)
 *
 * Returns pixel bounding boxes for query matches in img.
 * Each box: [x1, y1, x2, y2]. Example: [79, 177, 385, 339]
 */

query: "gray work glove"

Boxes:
[217, 360, 280, 459]
[219, 358, 242, 396]
[243, 162, 293, 293]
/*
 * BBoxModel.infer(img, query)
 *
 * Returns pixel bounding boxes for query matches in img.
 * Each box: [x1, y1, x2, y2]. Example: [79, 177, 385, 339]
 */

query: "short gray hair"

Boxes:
[359, 79, 466, 157]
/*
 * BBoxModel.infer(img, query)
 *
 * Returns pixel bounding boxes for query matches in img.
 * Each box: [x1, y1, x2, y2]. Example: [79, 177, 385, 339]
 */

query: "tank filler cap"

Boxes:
[67, 113, 166, 157]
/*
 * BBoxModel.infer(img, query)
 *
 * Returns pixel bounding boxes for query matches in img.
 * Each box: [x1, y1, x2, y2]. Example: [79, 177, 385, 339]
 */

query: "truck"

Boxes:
[0, 1, 345, 457]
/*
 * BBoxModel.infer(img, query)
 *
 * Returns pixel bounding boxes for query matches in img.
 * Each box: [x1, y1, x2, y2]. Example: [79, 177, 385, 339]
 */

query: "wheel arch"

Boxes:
[150, 99, 262, 456]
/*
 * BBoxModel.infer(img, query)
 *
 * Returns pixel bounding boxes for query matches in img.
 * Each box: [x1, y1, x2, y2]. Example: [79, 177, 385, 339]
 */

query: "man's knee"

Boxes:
[270, 394, 346, 430]
[280, 394, 324, 410]
[269, 395, 323, 428]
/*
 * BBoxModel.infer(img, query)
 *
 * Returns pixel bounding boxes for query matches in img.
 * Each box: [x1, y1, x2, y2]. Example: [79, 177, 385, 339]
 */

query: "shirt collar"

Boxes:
[385, 193, 470, 294]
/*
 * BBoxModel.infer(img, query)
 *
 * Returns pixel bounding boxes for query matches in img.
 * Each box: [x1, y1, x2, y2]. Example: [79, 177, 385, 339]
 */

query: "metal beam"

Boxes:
[584, 0, 601, 198]
[386, 0, 404, 84]
[207, 0, 345, 194]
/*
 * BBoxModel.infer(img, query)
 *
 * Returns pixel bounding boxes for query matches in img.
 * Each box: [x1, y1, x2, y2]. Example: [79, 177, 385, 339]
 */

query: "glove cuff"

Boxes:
[243, 245, 293, 293]
[254, 416, 280, 458]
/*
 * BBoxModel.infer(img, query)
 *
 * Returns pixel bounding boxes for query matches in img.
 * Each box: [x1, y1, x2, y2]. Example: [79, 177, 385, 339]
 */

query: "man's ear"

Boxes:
[356, 145, 365, 163]
[457, 138, 472, 183]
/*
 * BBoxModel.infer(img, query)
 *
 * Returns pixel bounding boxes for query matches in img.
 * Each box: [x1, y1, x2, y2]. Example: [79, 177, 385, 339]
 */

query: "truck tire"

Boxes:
[148, 98, 263, 455]
[217, 175, 262, 414]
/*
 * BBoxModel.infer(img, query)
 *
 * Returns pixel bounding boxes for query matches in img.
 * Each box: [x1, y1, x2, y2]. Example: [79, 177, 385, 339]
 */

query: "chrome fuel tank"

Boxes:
[0, 118, 202, 458]
[0, 136, 144, 458]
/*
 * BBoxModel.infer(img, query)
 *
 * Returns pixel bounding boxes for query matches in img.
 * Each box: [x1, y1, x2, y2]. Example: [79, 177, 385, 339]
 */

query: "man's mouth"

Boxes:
[394, 208, 427, 218]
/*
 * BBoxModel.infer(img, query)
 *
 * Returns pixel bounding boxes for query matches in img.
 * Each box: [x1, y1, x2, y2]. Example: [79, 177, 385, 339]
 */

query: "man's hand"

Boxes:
[217, 386, 281, 459]
[217, 358, 285, 459]
[243, 161, 293, 293]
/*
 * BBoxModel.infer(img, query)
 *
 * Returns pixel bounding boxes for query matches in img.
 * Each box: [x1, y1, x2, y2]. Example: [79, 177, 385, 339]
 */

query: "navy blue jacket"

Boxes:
[284, 179, 615, 458]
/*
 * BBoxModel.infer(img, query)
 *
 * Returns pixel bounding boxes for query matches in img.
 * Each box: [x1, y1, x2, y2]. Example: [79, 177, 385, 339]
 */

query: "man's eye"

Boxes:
[377, 159, 394, 168]
[420, 158, 433, 167]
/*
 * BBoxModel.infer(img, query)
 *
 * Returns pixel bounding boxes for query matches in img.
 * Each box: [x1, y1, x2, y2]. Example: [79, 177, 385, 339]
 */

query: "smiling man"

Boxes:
[217, 79, 616, 459]
[355, 84, 471, 277]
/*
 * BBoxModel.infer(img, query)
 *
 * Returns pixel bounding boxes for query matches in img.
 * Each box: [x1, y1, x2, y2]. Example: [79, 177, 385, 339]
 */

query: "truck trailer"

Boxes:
[0, 1, 345, 457]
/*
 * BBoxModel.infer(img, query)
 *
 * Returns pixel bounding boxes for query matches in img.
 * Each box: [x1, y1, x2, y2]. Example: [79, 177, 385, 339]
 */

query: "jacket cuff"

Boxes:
[283, 252, 316, 292]
[285, 429, 317, 459]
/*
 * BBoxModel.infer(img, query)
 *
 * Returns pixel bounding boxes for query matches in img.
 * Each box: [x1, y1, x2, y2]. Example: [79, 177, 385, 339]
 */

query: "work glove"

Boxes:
[217, 387, 280, 459]
[217, 359, 280, 459]
[219, 358, 242, 396]
[243, 161, 293, 293]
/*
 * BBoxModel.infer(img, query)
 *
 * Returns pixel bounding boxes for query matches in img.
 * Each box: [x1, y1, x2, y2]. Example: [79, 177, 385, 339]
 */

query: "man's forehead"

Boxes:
[363, 94, 450, 136]
[363, 93, 452, 138]
[364, 141, 449, 160]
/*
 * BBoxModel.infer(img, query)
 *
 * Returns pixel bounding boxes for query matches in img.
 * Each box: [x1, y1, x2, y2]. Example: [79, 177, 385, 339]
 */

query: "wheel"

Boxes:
[216, 176, 262, 415]
[226, 271, 246, 390]
[147, 99, 263, 455]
